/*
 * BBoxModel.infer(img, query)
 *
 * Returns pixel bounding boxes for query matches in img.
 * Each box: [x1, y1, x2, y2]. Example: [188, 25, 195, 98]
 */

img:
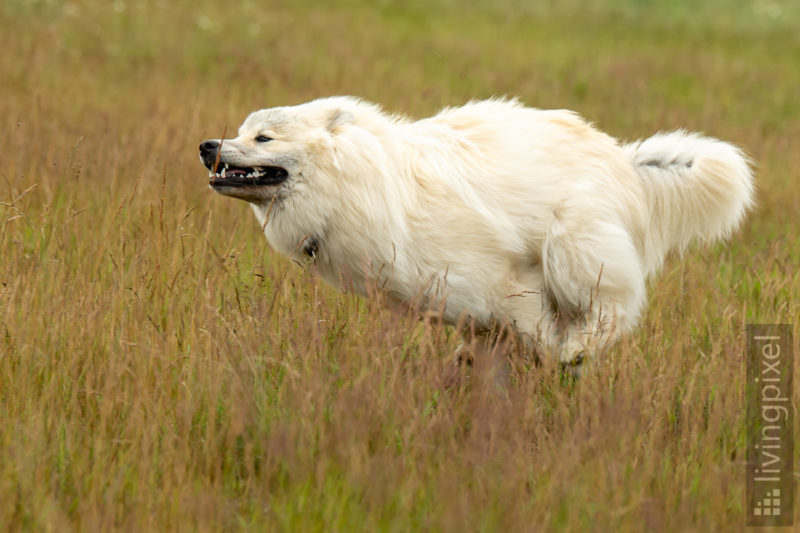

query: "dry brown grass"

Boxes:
[1, 0, 798, 530]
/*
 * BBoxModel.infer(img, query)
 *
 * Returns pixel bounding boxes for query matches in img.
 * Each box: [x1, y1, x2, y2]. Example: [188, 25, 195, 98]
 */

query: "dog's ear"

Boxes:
[328, 109, 354, 133]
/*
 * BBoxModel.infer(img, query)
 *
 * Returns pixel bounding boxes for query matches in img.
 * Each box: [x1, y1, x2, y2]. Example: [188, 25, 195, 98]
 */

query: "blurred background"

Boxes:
[1, 0, 798, 530]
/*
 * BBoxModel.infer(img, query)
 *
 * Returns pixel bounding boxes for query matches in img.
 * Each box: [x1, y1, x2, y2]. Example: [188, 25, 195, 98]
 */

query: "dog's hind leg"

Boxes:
[541, 209, 646, 363]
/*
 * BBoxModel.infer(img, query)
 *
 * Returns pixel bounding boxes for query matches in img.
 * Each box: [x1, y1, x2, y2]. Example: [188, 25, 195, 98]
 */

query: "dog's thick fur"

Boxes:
[200, 97, 754, 363]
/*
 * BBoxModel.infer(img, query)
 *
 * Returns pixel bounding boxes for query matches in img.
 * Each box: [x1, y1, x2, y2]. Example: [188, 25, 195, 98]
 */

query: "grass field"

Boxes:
[1, 0, 798, 530]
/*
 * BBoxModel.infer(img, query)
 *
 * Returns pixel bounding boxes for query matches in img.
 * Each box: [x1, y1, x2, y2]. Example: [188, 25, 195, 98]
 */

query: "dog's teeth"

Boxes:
[224, 163, 229, 170]
[221, 169, 227, 178]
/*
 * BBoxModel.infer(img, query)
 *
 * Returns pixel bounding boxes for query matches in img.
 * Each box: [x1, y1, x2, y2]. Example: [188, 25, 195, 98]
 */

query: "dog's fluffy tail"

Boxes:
[623, 130, 755, 274]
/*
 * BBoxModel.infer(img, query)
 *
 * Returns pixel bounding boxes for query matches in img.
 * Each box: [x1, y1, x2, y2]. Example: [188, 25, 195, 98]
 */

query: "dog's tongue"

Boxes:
[228, 169, 246, 177]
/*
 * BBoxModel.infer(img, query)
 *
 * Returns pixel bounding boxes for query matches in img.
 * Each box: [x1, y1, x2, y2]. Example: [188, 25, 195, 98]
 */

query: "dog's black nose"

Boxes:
[199, 140, 220, 168]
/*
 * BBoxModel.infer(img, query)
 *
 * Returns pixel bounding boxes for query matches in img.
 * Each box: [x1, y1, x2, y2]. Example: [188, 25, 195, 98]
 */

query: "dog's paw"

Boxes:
[559, 350, 585, 381]
[558, 334, 590, 364]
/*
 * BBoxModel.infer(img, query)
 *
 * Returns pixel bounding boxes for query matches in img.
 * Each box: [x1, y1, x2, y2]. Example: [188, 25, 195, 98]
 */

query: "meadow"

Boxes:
[1, 0, 798, 530]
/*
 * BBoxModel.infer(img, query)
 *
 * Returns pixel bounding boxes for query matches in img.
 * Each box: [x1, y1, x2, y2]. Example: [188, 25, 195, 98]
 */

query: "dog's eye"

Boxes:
[255, 135, 273, 143]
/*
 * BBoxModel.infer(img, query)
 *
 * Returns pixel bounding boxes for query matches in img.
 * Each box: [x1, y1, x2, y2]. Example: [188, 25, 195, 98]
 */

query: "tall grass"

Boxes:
[1, 0, 798, 530]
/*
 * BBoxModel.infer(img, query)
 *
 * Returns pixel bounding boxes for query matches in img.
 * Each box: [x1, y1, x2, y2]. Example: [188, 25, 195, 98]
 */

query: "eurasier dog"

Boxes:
[199, 97, 753, 365]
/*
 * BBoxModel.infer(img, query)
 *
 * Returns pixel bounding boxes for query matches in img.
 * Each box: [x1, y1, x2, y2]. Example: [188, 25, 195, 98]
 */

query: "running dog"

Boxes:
[199, 97, 754, 364]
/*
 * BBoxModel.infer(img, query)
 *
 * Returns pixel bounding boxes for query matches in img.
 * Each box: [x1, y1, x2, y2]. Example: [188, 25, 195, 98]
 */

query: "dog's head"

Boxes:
[199, 97, 407, 273]
[199, 97, 362, 204]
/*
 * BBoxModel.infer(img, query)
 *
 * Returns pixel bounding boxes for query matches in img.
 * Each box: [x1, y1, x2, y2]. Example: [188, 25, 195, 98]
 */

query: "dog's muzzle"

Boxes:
[199, 139, 289, 188]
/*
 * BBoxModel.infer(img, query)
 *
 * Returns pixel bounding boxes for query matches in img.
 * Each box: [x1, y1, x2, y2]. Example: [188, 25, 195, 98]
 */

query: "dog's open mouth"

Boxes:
[208, 163, 288, 188]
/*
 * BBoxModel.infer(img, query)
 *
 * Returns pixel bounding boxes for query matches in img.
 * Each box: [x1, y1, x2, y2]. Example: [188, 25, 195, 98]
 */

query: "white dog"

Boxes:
[199, 97, 754, 364]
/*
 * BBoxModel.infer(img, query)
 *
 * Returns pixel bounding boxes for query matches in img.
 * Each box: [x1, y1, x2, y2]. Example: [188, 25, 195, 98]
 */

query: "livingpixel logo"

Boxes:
[746, 324, 794, 527]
